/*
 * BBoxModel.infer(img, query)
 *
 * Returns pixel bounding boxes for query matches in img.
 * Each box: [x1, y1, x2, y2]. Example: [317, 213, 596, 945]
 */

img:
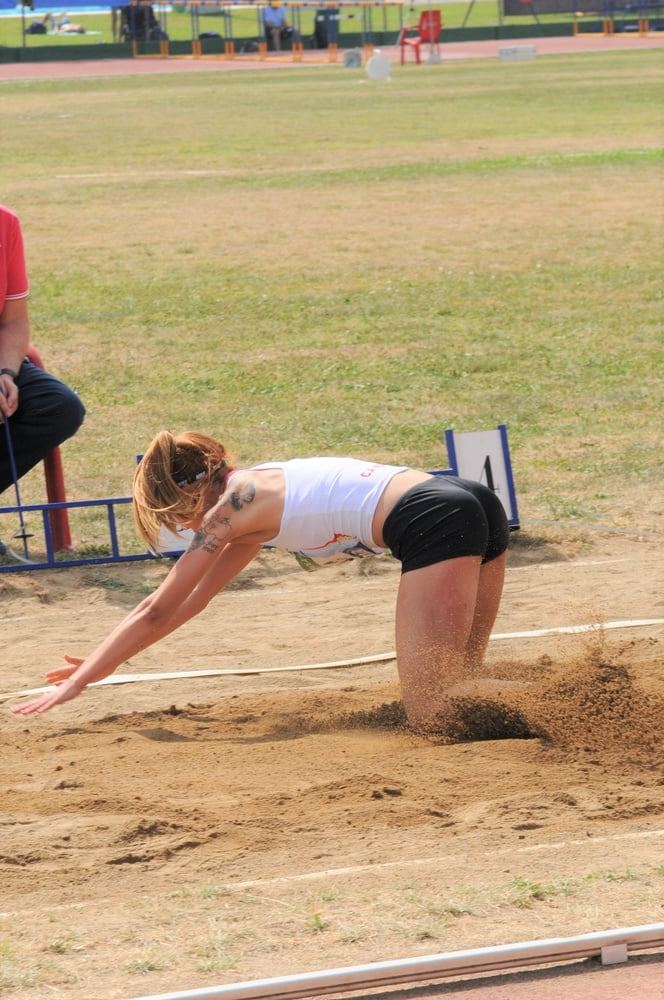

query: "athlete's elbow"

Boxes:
[140, 599, 173, 630]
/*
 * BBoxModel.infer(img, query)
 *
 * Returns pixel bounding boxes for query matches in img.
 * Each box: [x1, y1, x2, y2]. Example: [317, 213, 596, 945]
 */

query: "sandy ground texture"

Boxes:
[0, 528, 662, 998]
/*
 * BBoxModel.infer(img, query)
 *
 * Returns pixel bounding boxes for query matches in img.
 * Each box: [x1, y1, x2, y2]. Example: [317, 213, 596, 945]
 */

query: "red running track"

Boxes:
[0, 30, 663, 79]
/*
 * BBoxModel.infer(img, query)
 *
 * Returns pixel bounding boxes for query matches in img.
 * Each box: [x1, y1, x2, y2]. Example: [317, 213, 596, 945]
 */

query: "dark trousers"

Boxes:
[0, 361, 85, 494]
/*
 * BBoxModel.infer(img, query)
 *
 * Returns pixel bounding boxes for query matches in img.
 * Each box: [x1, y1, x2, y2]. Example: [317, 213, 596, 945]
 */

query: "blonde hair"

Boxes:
[133, 430, 232, 550]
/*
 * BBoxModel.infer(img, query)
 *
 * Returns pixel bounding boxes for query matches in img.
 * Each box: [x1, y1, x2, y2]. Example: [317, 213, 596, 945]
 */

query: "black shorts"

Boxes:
[382, 476, 509, 574]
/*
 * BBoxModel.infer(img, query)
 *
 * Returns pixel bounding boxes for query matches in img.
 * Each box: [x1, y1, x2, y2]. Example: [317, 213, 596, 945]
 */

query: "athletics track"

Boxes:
[2, 28, 662, 1000]
[377, 952, 663, 999]
[0, 29, 663, 78]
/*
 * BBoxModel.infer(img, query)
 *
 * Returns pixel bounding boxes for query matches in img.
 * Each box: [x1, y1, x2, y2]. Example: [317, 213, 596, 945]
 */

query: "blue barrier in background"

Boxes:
[0, 425, 519, 572]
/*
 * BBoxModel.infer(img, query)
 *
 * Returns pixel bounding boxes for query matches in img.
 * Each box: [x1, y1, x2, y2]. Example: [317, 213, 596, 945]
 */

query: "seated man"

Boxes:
[262, 3, 297, 51]
[0, 204, 85, 509]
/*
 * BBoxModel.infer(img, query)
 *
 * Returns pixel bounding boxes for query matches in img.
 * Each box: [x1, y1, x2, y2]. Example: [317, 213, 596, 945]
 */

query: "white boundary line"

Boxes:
[491, 617, 664, 638]
[2, 618, 662, 701]
[509, 557, 633, 569]
[2, 828, 662, 919]
[225, 829, 664, 890]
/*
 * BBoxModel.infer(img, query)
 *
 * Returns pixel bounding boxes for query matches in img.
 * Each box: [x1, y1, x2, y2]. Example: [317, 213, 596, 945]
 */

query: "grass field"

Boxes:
[0, 49, 662, 555]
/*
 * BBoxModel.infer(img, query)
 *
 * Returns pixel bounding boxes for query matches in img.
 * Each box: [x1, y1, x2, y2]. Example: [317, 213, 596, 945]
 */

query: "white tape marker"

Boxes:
[491, 618, 664, 639]
[3, 619, 662, 702]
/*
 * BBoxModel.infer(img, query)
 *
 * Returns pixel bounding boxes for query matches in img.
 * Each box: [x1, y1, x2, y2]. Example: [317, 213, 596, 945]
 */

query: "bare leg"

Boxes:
[465, 550, 507, 673]
[394, 555, 482, 730]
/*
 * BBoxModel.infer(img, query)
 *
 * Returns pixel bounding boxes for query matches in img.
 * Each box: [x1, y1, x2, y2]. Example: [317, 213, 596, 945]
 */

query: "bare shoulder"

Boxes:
[223, 466, 285, 510]
[222, 471, 259, 512]
[206, 467, 284, 546]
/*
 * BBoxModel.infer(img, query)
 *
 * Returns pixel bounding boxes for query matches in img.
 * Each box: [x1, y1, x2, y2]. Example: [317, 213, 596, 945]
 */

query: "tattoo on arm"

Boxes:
[190, 514, 231, 554]
[189, 481, 256, 554]
[227, 481, 256, 511]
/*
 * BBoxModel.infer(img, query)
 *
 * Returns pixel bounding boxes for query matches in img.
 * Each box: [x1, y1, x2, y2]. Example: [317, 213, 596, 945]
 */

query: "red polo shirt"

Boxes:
[0, 205, 29, 308]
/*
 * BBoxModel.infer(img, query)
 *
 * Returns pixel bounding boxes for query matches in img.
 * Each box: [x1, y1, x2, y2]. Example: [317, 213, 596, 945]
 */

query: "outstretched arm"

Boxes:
[10, 539, 262, 716]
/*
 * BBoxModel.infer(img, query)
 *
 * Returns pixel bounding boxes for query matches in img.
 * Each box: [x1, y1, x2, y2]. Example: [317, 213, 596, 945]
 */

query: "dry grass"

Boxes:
[0, 52, 661, 554]
[1, 860, 661, 995]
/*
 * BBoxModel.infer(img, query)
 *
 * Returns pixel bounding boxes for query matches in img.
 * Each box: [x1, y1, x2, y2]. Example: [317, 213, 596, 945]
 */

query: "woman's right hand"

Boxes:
[44, 654, 84, 686]
[10, 655, 88, 716]
[11, 677, 87, 716]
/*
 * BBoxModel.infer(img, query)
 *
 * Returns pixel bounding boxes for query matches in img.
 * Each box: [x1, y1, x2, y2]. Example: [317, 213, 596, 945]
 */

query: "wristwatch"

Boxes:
[0, 367, 19, 379]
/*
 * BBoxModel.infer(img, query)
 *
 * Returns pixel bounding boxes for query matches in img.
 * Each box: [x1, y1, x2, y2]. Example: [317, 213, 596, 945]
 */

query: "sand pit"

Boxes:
[0, 530, 662, 998]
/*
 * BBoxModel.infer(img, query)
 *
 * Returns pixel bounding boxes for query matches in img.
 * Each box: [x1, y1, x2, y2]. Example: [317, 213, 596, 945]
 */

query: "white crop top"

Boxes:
[254, 457, 408, 561]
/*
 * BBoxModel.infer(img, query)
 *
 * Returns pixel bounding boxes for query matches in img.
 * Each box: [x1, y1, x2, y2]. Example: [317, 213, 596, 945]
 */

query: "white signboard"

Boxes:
[444, 425, 519, 527]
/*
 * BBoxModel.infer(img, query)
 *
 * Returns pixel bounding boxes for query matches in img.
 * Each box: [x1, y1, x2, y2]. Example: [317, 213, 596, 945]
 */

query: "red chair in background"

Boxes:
[398, 9, 442, 65]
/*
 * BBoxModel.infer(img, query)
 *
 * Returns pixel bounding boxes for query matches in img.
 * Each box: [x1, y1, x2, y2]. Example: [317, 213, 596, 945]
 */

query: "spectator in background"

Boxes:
[54, 11, 86, 33]
[262, 3, 297, 51]
[0, 204, 85, 501]
[25, 12, 50, 34]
